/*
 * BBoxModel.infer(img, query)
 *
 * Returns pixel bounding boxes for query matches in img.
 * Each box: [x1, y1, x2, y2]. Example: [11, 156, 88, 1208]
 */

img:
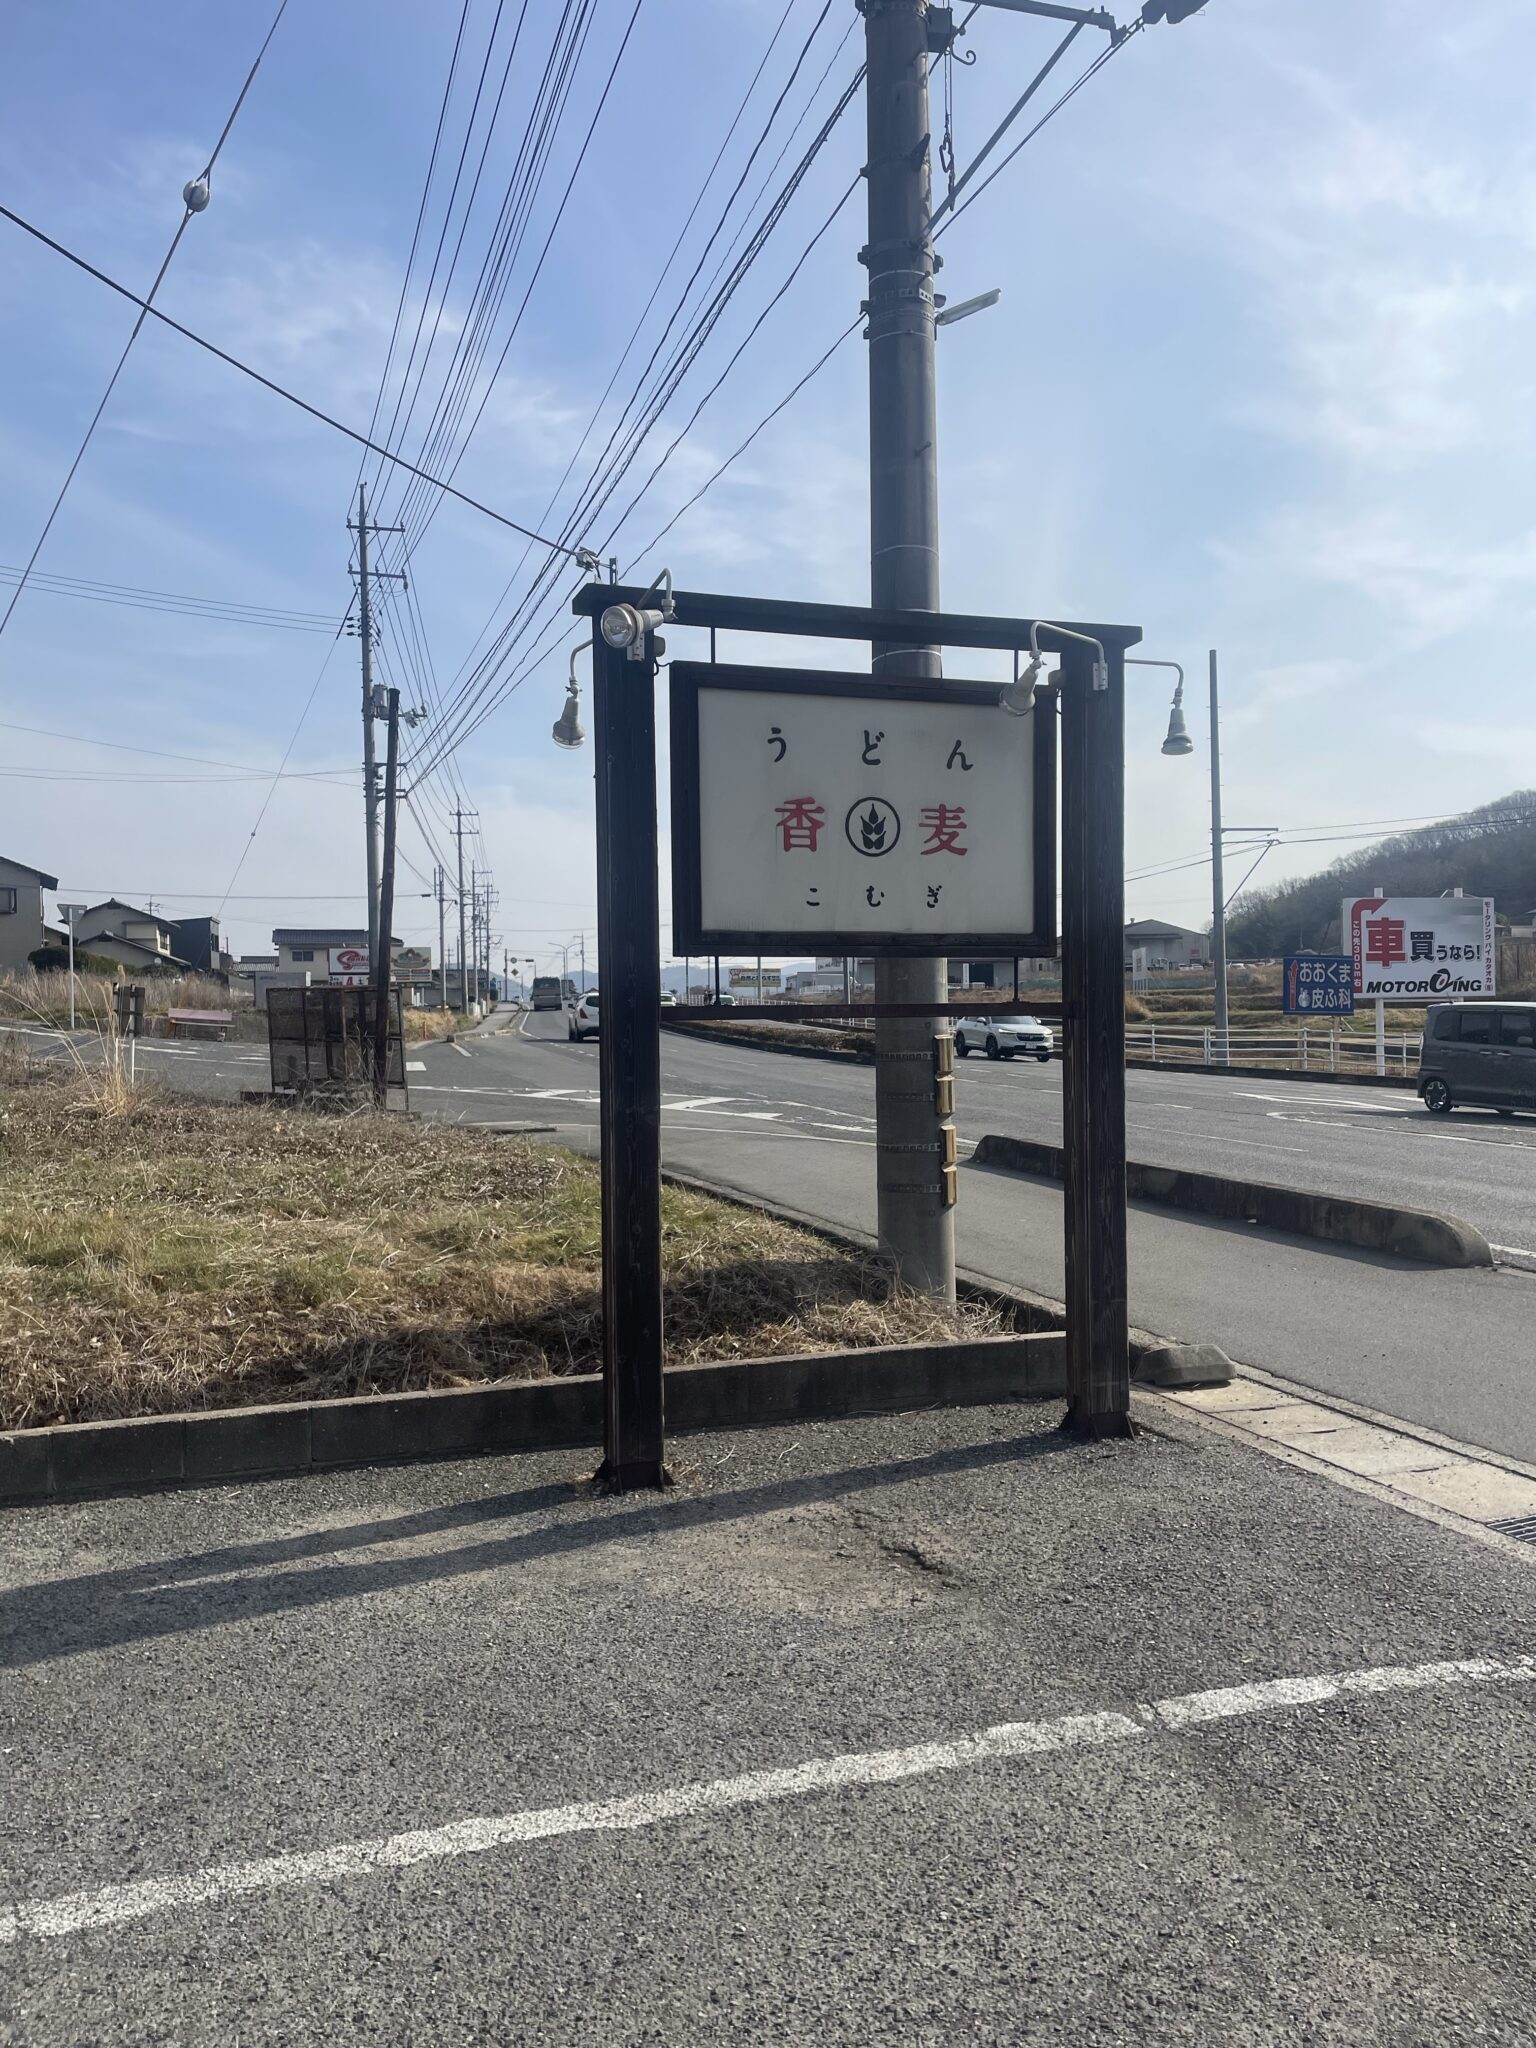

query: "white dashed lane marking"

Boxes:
[3, 1654, 1530, 1947]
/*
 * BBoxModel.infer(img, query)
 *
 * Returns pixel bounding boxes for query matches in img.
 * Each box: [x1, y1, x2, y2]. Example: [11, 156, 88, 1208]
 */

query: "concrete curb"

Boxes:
[0, 1334, 1064, 1508]
[661, 1019, 873, 1066]
[971, 1133, 1493, 1269]
[1127, 1057, 1416, 1090]
[660, 1020, 1420, 1089]
[656, 1167, 1226, 1384]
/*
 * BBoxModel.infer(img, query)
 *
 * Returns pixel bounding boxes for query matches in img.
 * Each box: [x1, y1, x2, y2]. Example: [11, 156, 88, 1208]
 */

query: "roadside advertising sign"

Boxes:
[1343, 897, 1495, 1000]
[728, 965, 782, 990]
[1283, 954, 1354, 1015]
[670, 663, 1056, 956]
[327, 945, 370, 988]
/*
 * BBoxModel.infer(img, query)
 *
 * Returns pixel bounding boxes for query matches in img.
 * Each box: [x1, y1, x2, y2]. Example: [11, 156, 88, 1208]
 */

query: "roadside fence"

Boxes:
[1125, 1024, 1422, 1076]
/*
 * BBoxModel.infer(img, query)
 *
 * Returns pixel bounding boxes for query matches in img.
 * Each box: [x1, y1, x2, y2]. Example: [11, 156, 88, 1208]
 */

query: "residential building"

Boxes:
[1122, 918, 1209, 970]
[165, 915, 230, 978]
[0, 853, 59, 974]
[271, 929, 407, 978]
[75, 900, 190, 975]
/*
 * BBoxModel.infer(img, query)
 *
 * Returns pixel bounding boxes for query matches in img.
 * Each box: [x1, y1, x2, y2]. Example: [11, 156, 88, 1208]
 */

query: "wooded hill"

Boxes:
[1227, 790, 1536, 958]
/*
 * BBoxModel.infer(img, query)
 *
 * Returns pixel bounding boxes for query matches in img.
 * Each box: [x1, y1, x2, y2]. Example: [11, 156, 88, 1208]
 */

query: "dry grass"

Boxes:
[0, 968, 266, 1041]
[0, 1058, 999, 1431]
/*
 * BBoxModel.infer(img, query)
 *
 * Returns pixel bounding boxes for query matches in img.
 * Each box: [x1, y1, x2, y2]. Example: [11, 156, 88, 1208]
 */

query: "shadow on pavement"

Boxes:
[0, 1423, 1083, 1672]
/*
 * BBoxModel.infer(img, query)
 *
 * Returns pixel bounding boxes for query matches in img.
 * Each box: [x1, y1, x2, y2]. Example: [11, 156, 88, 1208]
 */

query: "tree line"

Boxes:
[1227, 790, 1536, 958]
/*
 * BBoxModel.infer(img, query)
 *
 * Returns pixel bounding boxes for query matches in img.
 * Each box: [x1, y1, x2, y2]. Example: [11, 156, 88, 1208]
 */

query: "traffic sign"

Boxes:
[1283, 955, 1353, 1015]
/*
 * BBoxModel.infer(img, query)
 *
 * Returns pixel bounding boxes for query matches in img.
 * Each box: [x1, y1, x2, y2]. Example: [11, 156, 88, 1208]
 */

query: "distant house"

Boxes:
[75, 900, 191, 976]
[1123, 919, 1209, 969]
[274, 928, 379, 974]
[165, 915, 229, 978]
[234, 953, 279, 980]
[0, 853, 60, 974]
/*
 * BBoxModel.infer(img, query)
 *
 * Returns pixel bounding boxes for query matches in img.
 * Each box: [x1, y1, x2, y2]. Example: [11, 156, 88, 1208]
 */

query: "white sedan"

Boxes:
[953, 1015, 1054, 1063]
[567, 990, 600, 1042]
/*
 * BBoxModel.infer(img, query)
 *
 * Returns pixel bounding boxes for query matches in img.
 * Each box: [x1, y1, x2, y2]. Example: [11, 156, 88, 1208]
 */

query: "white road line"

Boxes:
[1235, 1090, 1415, 1115]
[452, 1042, 473, 1059]
[3, 1653, 1530, 1946]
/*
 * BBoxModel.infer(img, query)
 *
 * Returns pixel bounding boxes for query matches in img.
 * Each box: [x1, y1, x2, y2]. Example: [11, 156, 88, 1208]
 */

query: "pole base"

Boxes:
[594, 1459, 675, 1494]
[1060, 1406, 1137, 1442]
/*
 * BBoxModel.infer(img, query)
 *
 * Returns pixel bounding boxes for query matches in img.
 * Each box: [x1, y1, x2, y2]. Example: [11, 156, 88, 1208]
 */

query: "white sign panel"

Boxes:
[671, 665, 1052, 956]
[327, 945, 370, 988]
[1343, 896, 1495, 1000]
[728, 965, 782, 990]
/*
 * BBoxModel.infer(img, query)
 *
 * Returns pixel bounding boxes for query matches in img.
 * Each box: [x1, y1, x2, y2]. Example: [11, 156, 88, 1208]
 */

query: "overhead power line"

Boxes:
[0, 563, 336, 631]
[0, 204, 595, 564]
[936, 22, 1142, 238]
[410, 51, 866, 776]
[0, 0, 291, 651]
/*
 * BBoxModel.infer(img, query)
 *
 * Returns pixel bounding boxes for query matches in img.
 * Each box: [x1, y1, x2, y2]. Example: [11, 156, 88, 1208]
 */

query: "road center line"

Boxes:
[3, 1653, 1530, 1947]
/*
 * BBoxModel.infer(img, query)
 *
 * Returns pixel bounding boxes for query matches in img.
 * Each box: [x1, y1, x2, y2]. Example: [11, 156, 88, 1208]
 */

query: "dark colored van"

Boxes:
[1418, 1002, 1536, 1117]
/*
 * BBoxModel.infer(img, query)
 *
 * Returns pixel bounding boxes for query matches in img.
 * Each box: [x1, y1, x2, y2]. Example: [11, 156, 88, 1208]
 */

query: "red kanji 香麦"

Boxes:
[918, 803, 968, 855]
[774, 797, 826, 852]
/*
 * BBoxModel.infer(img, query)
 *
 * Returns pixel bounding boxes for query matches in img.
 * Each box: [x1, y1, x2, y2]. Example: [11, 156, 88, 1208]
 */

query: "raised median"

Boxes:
[971, 1133, 1493, 1268]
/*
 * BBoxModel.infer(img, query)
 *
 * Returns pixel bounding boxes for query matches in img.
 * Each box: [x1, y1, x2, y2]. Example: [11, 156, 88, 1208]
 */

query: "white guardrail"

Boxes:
[1125, 1024, 1423, 1076]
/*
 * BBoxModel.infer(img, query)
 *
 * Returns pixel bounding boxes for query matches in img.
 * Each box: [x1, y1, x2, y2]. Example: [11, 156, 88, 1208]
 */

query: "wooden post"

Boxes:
[592, 630, 668, 1488]
[372, 686, 400, 1108]
[1059, 643, 1130, 1436]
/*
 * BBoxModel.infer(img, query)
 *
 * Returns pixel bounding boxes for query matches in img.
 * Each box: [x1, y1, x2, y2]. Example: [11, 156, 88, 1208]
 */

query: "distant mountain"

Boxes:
[1227, 791, 1536, 957]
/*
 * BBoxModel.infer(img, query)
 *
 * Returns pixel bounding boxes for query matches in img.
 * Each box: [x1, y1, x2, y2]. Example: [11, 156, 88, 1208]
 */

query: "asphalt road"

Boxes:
[11, 1012, 1536, 1460]
[5, 1400, 1536, 2045]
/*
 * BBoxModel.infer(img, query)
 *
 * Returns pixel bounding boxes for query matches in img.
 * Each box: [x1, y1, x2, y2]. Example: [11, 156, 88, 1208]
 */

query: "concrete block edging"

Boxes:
[0, 1332, 1065, 1508]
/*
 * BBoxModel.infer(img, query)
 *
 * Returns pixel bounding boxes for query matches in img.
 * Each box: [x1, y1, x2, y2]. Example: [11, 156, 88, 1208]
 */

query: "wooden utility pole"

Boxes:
[372, 687, 401, 1107]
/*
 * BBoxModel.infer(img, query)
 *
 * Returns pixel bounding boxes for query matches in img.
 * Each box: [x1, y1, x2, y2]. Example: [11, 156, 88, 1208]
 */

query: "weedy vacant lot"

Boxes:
[0, 1059, 994, 1430]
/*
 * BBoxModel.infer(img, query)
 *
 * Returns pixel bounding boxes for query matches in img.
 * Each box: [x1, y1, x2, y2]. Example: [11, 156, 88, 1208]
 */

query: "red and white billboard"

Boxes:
[327, 945, 370, 988]
[1343, 897, 1495, 1000]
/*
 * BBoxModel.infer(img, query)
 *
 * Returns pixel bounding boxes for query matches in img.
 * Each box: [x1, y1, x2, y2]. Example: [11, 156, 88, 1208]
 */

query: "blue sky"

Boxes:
[1, 0, 1532, 966]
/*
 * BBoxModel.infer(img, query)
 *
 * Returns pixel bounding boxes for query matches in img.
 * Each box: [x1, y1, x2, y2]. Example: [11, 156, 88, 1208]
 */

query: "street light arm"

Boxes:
[1031, 618, 1109, 691]
[1126, 655, 1184, 697]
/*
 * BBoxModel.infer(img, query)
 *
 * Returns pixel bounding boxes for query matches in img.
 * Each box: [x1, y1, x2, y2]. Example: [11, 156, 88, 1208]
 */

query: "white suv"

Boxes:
[567, 989, 599, 1042]
[953, 1015, 1054, 1063]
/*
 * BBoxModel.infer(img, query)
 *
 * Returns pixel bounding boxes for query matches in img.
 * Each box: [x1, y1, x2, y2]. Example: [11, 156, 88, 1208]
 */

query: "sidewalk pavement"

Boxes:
[3, 1393, 1532, 2044]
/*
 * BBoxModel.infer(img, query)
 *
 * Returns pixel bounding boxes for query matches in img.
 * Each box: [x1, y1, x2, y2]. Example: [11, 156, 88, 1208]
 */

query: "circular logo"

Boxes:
[845, 796, 901, 857]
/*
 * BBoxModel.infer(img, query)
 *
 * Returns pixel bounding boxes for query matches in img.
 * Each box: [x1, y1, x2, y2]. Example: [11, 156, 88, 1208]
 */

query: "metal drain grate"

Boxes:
[1488, 1514, 1536, 1544]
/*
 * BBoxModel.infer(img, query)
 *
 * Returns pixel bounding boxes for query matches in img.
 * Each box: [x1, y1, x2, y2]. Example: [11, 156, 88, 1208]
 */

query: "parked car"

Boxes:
[953, 1015, 1054, 1063]
[659, 991, 679, 1007]
[1418, 1001, 1536, 1117]
[567, 989, 600, 1042]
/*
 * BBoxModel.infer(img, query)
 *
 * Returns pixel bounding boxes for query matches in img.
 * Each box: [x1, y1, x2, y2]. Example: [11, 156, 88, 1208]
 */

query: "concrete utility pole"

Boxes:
[863, 0, 955, 1299]
[454, 806, 472, 1013]
[1208, 648, 1228, 1063]
[436, 864, 448, 1010]
[356, 483, 381, 964]
[470, 864, 479, 1008]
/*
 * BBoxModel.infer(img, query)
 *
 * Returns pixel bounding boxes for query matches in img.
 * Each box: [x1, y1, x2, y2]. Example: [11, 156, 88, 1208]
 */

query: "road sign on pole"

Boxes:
[1283, 955, 1354, 1016]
